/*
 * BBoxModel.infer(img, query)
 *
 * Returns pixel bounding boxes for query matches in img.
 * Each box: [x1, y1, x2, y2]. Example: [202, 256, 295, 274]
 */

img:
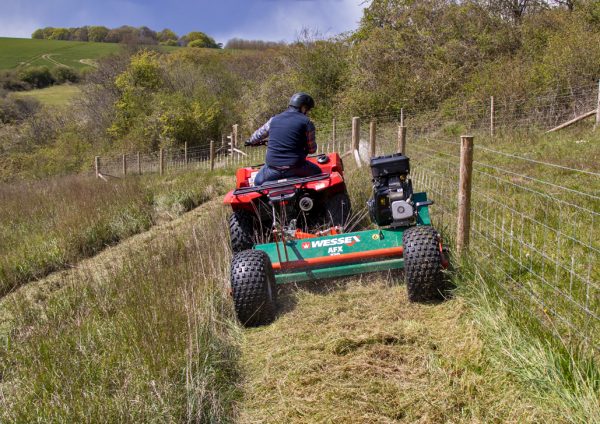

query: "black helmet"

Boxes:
[289, 92, 315, 110]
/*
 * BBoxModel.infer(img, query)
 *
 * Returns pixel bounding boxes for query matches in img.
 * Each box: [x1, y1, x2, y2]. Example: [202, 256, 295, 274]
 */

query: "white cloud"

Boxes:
[214, 0, 364, 43]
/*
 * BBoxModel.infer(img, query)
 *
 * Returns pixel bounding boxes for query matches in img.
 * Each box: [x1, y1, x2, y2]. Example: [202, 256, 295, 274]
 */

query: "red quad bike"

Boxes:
[223, 153, 352, 252]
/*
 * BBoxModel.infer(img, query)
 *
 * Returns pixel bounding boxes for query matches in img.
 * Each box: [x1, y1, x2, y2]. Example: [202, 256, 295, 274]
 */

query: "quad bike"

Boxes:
[224, 152, 450, 327]
[223, 152, 352, 252]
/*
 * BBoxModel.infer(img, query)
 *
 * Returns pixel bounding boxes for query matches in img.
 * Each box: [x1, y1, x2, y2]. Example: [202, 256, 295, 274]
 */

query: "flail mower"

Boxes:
[223, 152, 449, 326]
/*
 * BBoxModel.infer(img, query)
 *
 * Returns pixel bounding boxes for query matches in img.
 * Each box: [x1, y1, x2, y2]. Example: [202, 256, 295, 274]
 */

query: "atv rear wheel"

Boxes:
[402, 225, 445, 302]
[323, 191, 352, 227]
[230, 249, 277, 327]
[229, 210, 256, 253]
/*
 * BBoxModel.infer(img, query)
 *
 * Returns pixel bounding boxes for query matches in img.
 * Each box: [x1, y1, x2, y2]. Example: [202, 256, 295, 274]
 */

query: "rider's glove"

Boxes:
[244, 139, 253, 147]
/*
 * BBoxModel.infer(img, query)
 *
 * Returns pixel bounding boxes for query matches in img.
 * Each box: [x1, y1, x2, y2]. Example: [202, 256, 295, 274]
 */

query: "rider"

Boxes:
[245, 92, 321, 185]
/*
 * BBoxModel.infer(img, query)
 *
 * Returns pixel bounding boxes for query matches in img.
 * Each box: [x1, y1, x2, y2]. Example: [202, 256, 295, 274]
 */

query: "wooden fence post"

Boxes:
[210, 140, 215, 171]
[457, 135, 474, 255]
[351, 117, 360, 151]
[122, 154, 127, 176]
[184, 142, 188, 167]
[332, 117, 337, 151]
[596, 80, 600, 130]
[137, 152, 141, 175]
[159, 148, 164, 176]
[221, 134, 226, 149]
[398, 108, 407, 154]
[95, 156, 100, 178]
[369, 120, 376, 157]
[232, 124, 238, 148]
[490, 96, 495, 138]
[351, 117, 361, 166]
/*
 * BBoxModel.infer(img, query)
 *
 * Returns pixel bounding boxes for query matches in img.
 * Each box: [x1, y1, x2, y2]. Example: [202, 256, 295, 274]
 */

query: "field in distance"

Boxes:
[0, 37, 178, 70]
[12, 84, 81, 106]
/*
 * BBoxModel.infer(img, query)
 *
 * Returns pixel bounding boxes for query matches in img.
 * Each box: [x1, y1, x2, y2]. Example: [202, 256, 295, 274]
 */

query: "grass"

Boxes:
[12, 84, 81, 107]
[0, 37, 180, 70]
[0, 37, 123, 70]
[0, 124, 597, 422]
[0, 202, 240, 422]
[0, 170, 229, 296]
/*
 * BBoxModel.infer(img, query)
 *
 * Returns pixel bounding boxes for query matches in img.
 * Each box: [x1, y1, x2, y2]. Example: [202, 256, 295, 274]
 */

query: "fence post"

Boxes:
[398, 108, 407, 154]
[122, 154, 127, 176]
[184, 142, 188, 167]
[137, 152, 141, 175]
[159, 148, 164, 176]
[490, 96, 495, 138]
[221, 134, 226, 149]
[457, 135, 474, 255]
[351, 117, 360, 151]
[210, 140, 215, 171]
[232, 124, 238, 148]
[369, 120, 376, 157]
[94, 156, 100, 178]
[332, 117, 337, 151]
[596, 80, 600, 130]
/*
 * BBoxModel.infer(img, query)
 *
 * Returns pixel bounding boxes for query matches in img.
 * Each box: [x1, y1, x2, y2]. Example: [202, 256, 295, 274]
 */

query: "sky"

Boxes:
[0, 0, 366, 43]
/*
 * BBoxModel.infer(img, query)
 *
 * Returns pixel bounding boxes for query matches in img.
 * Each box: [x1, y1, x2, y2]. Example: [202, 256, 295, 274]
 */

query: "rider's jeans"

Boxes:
[254, 161, 321, 186]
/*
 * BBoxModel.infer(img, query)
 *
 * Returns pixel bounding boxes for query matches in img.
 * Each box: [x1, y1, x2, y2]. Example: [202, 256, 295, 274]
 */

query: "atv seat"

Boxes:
[233, 173, 330, 196]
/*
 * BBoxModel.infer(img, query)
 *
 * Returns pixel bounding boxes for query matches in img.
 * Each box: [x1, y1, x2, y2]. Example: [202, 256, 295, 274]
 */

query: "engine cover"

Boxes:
[391, 200, 414, 221]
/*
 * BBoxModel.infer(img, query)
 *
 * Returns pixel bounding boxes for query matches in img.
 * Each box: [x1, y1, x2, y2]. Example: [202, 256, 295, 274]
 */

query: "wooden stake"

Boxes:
[397, 108, 406, 154]
[457, 135, 474, 255]
[137, 152, 141, 175]
[122, 154, 127, 175]
[332, 117, 337, 151]
[221, 134, 226, 148]
[398, 125, 407, 154]
[232, 124, 238, 148]
[596, 80, 600, 130]
[351, 117, 360, 152]
[210, 140, 215, 171]
[546, 109, 597, 133]
[94, 156, 100, 178]
[369, 120, 376, 157]
[490, 96, 495, 138]
[159, 148, 164, 176]
[184, 142, 188, 167]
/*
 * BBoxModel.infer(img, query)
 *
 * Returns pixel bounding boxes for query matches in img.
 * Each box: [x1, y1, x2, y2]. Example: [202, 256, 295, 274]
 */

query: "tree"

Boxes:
[181, 31, 220, 48]
[73, 26, 89, 41]
[158, 28, 178, 43]
[31, 29, 45, 39]
[88, 26, 109, 42]
[48, 28, 71, 40]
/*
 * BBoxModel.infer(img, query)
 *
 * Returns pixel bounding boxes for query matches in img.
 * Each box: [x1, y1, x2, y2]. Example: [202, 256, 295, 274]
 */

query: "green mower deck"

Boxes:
[256, 192, 432, 284]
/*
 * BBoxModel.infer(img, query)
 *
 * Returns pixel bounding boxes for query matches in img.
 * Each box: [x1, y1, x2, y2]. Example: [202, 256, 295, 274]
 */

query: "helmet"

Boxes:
[289, 92, 315, 110]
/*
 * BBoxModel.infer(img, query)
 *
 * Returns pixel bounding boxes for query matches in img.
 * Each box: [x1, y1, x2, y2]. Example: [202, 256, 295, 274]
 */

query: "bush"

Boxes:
[0, 70, 30, 91]
[52, 66, 80, 84]
[19, 66, 55, 89]
[0, 96, 40, 124]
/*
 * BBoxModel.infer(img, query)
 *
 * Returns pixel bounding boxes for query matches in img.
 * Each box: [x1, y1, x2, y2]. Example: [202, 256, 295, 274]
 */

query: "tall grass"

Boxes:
[0, 205, 240, 422]
[0, 171, 229, 296]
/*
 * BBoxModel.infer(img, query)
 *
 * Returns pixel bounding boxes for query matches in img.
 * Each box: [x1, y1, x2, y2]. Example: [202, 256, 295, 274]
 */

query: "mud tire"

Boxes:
[229, 210, 256, 253]
[230, 249, 277, 327]
[403, 225, 445, 302]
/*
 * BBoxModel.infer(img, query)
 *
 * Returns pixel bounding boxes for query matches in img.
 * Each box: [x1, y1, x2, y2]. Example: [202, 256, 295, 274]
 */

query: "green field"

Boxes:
[0, 37, 178, 70]
[13, 84, 81, 106]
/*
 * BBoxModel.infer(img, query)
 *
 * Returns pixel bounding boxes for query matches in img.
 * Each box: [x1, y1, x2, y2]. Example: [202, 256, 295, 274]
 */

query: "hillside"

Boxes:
[0, 37, 178, 70]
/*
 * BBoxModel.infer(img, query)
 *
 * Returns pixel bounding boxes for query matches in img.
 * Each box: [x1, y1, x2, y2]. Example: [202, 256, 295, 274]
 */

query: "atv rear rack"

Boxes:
[233, 173, 330, 196]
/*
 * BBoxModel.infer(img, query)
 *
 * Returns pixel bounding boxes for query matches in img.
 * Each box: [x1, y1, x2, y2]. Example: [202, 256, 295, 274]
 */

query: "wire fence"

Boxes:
[93, 86, 599, 352]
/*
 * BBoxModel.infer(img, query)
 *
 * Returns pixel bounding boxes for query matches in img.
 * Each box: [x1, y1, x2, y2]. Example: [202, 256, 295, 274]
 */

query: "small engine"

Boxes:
[368, 153, 415, 227]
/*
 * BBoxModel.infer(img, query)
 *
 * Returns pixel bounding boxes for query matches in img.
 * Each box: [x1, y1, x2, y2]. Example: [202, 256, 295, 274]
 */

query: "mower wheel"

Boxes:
[402, 225, 445, 302]
[230, 249, 277, 327]
[229, 211, 256, 253]
[324, 191, 352, 227]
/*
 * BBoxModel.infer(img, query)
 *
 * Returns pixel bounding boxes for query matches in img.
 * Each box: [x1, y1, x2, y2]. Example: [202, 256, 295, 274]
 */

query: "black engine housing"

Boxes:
[368, 153, 414, 227]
